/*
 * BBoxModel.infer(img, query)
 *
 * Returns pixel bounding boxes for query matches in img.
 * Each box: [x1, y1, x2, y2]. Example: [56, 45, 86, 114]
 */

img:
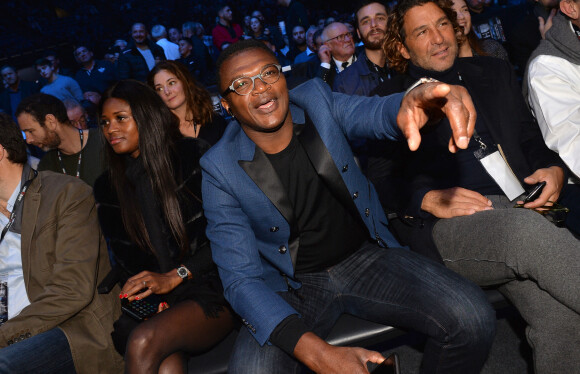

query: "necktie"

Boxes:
[341, 61, 349, 70]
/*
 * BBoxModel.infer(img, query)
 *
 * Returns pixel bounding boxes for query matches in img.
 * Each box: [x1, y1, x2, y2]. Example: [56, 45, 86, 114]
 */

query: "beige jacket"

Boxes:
[0, 170, 123, 373]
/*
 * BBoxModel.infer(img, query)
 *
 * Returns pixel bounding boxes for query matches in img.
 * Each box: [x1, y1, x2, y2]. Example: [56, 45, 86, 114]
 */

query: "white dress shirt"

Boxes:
[0, 182, 31, 319]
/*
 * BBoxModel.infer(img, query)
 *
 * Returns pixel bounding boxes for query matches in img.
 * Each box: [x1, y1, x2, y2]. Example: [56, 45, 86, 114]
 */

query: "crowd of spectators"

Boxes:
[1, 0, 580, 372]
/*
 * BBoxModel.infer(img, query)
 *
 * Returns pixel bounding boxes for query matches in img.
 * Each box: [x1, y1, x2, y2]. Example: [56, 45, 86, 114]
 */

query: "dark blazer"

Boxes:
[117, 40, 166, 81]
[0, 80, 39, 117]
[333, 50, 392, 96]
[368, 57, 566, 257]
[74, 59, 117, 94]
[288, 56, 338, 89]
[201, 78, 405, 345]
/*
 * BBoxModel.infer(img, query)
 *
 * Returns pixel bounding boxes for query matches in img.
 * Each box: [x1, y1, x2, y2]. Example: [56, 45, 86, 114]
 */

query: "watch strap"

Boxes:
[404, 77, 440, 96]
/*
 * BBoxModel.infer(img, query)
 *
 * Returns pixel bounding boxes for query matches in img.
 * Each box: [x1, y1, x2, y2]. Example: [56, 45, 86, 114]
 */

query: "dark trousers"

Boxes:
[229, 243, 496, 374]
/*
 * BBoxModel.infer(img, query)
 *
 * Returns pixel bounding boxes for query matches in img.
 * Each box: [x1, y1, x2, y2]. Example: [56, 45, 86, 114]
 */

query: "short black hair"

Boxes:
[42, 50, 58, 59]
[353, 0, 388, 30]
[16, 93, 70, 127]
[73, 43, 93, 53]
[313, 28, 324, 43]
[35, 58, 52, 68]
[215, 1, 231, 14]
[0, 65, 16, 74]
[178, 37, 193, 47]
[215, 39, 278, 91]
[0, 113, 27, 165]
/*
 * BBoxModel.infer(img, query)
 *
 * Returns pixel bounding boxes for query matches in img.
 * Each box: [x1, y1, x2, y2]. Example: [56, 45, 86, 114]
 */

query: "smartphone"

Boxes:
[371, 353, 400, 374]
[121, 295, 163, 321]
[523, 181, 546, 203]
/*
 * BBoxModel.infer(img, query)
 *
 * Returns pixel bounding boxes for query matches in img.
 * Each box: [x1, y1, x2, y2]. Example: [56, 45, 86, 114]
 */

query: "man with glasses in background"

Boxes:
[317, 22, 356, 86]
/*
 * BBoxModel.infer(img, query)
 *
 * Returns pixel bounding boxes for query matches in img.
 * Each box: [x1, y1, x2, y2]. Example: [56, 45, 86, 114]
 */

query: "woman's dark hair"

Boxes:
[383, 0, 465, 73]
[0, 113, 27, 164]
[465, 30, 486, 56]
[148, 60, 214, 127]
[99, 79, 189, 259]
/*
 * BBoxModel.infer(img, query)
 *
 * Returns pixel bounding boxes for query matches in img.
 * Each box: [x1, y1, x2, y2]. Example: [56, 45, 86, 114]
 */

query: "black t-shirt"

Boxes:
[266, 134, 367, 274]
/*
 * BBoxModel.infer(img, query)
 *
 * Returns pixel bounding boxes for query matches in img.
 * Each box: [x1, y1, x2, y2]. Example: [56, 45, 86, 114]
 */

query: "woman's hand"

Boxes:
[120, 269, 183, 302]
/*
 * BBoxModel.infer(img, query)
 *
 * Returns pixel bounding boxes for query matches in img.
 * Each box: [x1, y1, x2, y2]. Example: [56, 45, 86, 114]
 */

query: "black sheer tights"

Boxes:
[124, 300, 234, 374]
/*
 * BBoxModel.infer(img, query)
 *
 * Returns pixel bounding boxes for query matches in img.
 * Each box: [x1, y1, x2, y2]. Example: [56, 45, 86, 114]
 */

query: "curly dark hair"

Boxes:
[148, 60, 215, 127]
[383, 0, 465, 73]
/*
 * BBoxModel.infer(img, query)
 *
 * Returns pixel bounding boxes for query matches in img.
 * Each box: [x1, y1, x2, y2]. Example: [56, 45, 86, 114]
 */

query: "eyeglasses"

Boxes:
[71, 116, 88, 130]
[325, 32, 353, 43]
[221, 64, 282, 96]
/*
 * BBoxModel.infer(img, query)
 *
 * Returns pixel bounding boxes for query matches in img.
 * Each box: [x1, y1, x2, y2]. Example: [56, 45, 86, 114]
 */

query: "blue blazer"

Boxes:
[201, 78, 405, 345]
[333, 50, 395, 96]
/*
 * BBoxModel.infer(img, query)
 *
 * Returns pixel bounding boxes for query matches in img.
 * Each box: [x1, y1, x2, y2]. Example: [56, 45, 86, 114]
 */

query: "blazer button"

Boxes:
[353, 191, 359, 199]
[342, 164, 349, 172]
[365, 208, 370, 217]
[270, 226, 279, 232]
[279, 245, 287, 254]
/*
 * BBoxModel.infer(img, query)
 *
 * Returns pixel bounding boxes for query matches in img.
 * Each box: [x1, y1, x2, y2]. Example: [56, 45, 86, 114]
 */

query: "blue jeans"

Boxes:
[229, 244, 496, 374]
[0, 327, 76, 374]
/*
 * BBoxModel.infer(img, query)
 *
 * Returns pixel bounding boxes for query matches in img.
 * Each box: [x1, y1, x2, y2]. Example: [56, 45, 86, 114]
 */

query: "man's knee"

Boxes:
[449, 291, 497, 350]
[229, 329, 300, 374]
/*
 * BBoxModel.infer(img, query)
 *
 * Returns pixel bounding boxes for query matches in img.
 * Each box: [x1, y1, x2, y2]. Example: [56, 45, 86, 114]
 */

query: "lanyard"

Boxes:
[57, 129, 83, 178]
[0, 169, 38, 243]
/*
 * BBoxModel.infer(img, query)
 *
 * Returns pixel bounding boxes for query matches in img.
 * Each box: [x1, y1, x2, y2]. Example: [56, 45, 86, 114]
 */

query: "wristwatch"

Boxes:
[176, 265, 191, 280]
[404, 77, 440, 96]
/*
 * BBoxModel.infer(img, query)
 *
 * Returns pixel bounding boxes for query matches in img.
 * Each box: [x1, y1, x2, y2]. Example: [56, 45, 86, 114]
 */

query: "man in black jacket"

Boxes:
[368, 0, 580, 373]
[117, 23, 166, 81]
[0, 66, 39, 120]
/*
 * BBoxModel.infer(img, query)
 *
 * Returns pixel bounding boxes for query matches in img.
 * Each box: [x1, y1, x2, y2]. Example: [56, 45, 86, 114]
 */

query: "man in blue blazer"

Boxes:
[201, 39, 494, 373]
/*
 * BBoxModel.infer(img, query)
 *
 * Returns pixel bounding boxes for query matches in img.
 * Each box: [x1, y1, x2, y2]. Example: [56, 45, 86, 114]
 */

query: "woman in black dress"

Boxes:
[94, 79, 233, 373]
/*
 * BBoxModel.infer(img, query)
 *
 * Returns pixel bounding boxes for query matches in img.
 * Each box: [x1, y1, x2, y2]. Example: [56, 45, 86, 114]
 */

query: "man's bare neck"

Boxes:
[0, 162, 24, 202]
[365, 48, 386, 68]
[58, 126, 87, 155]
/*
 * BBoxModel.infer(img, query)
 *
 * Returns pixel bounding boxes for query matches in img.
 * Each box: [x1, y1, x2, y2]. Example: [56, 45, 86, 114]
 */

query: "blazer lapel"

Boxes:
[20, 187, 41, 291]
[238, 147, 295, 225]
[297, 114, 363, 223]
[239, 146, 301, 268]
[457, 61, 500, 142]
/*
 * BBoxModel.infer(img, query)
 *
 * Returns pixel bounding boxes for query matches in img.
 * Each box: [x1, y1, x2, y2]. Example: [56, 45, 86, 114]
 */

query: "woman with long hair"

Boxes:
[93, 79, 234, 373]
[148, 61, 227, 145]
[446, 0, 509, 61]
